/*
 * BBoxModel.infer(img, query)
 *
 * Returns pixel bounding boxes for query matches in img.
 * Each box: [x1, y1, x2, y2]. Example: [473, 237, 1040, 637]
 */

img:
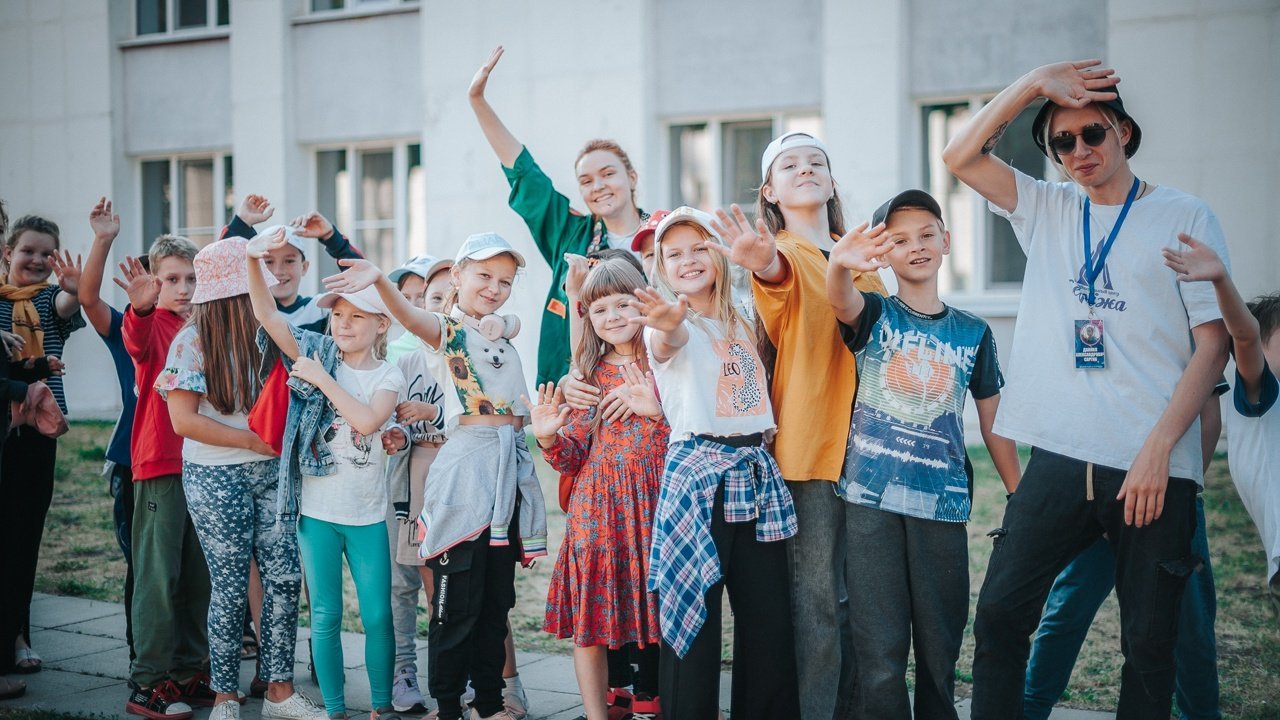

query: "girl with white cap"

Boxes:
[710, 133, 887, 720]
[246, 228, 406, 720]
[323, 233, 547, 720]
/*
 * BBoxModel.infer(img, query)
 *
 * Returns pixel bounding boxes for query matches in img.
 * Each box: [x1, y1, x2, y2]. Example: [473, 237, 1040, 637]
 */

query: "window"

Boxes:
[136, 0, 229, 36]
[668, 114, 822, 212]
[140, 154, 234, 248]
[921, 100, 1046, 294]
[314, 143, 424, 277]
[309, 0, 418, 13]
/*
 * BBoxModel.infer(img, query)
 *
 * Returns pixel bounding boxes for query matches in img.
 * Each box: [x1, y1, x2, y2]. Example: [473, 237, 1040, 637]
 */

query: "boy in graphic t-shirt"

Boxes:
[826, 189, 1021, 718]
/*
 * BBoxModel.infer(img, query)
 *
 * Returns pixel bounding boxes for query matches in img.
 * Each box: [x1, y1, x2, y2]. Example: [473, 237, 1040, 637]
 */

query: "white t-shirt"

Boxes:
[990, 170, 1227, 484]
[645, 316, 775, 442]
[155, 325, 278, 466]
[300, 360, 406, 525]
[1226, 364, 1279, 581]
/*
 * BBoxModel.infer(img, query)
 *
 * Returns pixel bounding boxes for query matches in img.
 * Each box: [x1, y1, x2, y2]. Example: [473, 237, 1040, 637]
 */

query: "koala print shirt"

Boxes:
[299, 360, 406, 525]
[430, 312, 531, 431]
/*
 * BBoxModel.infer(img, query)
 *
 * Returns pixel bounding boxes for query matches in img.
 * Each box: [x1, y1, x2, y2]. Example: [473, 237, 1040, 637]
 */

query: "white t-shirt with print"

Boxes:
[990, 169, 1227, 484]
[645, 317, 775, 443]
[300, 360, 406, 525]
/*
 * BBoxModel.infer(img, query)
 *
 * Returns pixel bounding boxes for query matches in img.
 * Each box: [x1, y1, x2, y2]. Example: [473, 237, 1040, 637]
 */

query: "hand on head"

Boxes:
[1035, 59, 1120, 108]
[246, 227, 288, 259]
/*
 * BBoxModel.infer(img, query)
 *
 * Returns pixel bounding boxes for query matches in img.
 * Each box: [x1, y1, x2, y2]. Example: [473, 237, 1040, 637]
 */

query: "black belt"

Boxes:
[696, 432, 764, 448]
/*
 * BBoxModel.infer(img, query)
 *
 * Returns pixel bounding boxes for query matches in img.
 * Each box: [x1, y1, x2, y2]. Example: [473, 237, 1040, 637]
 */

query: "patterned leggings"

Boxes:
[183, 459, 302, 693]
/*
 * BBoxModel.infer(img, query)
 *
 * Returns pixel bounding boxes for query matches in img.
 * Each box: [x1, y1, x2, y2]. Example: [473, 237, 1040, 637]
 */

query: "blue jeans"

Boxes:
[1023, 496, 1219, 720]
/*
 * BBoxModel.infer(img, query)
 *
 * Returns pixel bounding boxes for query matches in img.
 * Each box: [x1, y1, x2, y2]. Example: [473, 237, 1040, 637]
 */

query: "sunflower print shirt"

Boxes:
[431, 312, 531, 430]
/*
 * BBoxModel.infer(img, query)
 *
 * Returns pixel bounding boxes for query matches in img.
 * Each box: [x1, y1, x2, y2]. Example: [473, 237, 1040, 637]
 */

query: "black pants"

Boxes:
[607, 643, 660, 696]
[110, 462, 137, 662]
[425, 527, 517, 720]
[0, 428, 57, 672]
[659, 480, 800, 720]
[971, 448, 1198, 720]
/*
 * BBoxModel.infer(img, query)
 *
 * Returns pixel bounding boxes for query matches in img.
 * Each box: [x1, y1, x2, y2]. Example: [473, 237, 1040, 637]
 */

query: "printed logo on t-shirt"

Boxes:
[713, 339, 767, 418]
[1070, 238, 1128, 313]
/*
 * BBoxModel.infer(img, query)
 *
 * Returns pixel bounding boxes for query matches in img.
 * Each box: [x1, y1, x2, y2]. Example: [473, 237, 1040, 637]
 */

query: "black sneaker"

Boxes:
[175, 673, 245, 707]
[125, 680, 195, 720]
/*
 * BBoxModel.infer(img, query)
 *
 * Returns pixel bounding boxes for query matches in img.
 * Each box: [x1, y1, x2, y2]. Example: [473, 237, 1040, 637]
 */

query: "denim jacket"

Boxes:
[256, 326, 341, 521]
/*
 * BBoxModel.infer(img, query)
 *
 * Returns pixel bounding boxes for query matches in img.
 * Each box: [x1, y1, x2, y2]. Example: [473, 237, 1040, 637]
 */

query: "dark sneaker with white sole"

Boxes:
[125, 680, 195, 720]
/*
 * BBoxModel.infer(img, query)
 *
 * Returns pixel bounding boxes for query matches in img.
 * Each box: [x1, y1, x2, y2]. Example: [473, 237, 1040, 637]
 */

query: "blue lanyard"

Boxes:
[1082, 176, 1141, 307]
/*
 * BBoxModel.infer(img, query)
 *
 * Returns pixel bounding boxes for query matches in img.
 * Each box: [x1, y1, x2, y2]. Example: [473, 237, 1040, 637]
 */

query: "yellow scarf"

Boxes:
[0, 280, 50, 361]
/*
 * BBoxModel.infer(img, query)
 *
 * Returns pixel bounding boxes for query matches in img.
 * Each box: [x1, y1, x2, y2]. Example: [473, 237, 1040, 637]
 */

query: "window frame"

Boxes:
[663, 110, 823, 213]
[309, 139, 424, 281]
[915, 94, 1051, 315]
[135, 151, 234, 251]
[298, 0, 419, 23]
[132, 0, 229, 39]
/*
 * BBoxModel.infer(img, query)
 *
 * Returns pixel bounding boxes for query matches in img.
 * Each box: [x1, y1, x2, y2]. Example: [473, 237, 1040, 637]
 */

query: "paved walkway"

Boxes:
[5, 593, 1110, 719]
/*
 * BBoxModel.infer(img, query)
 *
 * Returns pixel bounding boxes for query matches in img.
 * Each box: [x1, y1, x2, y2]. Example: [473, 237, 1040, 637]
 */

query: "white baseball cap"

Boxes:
[455, 232, 526, 268]
[316, 285, 391, 316]
[759, 132, 830, 181]
[388, 254, 453, 284]
[653, 206, 726, 249]
[257, 224, 309, 258]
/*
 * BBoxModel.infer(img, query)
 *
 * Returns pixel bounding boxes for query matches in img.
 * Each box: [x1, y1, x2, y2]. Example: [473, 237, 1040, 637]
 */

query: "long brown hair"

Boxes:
[575, 258, 648, 431]
[189, 294, 263, 415]
[754, 167, 848, 238]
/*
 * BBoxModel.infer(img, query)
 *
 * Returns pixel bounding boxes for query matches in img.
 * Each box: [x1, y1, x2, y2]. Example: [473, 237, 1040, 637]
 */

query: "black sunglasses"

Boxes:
[1047, 124, 1114, 157]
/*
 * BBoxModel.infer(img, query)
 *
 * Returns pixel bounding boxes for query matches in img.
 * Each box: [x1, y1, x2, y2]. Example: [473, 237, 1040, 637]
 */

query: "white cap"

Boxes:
[455, 232, 526, 267]
[388, 254, 453, 284]
[759, 132, 830, 181]
[653, 206, 726, 249]
[257, 224, 309, 257]
[316, 285, 391, 316]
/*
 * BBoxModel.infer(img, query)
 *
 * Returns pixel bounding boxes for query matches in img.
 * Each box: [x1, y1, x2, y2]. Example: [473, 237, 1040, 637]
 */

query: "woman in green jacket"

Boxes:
[468, 46, 649, 386]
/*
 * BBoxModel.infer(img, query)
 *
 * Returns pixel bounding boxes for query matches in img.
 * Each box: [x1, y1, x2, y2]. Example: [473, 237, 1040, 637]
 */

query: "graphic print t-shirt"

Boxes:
[646, 317, 775, 442]
[300, 361, 406, 525]
[839, 294, 1002, 522]
[429, 312, 531, 431]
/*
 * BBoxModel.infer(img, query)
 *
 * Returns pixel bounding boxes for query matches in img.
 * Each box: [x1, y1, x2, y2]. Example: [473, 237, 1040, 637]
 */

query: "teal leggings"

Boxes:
[298, 516, 395, 714]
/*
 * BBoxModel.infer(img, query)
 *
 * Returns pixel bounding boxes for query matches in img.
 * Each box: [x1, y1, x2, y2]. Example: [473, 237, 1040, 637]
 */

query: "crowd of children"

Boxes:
[0, 51, 1277, 720]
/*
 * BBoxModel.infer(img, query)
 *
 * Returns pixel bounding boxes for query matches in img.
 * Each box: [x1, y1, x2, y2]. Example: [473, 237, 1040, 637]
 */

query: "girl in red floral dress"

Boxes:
[529, 258, 668, 720]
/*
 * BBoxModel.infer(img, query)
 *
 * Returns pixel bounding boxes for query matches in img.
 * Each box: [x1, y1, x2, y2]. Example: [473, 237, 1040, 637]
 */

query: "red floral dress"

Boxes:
[542, 362, 668, 648]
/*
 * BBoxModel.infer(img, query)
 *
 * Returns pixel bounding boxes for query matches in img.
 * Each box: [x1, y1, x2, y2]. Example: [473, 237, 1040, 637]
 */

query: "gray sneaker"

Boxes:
[391, 668, 426, 713]
[262, 692, 329, 720]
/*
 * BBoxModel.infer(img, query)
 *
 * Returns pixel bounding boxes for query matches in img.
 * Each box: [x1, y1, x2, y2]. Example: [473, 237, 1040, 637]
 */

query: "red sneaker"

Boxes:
[125, 680, 194, 720]
[630, 694, 661, 720]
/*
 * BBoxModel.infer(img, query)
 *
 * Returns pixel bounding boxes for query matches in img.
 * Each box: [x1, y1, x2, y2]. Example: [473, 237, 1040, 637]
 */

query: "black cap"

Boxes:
[1031, 88, 1142, 162]
[872, 189, 944, 228]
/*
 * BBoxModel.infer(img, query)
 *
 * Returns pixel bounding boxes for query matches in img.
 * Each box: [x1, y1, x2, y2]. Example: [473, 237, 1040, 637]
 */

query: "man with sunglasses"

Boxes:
[942, 60, 1230, 719]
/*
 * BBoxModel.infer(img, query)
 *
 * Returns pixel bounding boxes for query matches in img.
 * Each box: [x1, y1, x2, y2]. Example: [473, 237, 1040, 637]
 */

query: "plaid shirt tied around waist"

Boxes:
[646, 436, 798, 657]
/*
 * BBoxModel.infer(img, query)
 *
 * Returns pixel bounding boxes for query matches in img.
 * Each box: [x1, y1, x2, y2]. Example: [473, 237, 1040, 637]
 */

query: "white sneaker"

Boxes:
[209, 700, 240, 720]
[391, 668, 426, 713]
[262, 692, 329, 720]
[469, 710, 516, 720]
[500, 675, 529, 720]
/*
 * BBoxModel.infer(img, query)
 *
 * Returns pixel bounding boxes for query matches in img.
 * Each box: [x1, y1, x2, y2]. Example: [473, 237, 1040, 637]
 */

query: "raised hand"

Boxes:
[627, 287, 689, 333]
[1162, 233, 1227, 283]
[89, 197, 120, 242]
[523, 382, 570, 447]
[1033, 59, 1119, 109]
[829, 222, 892, 273]
[564, 253, 591, 298]
[49, 251, 83, 295]
[709, 204, 779, 274]
[324, 258, 384, 294]
[289, 212, 334, 240]
[468, 45, 504, 100]
[619, 362, 661, 418]
[237, 194, 275, 225]
[246, 227, 288, 259]
[113, 256, 160, 312]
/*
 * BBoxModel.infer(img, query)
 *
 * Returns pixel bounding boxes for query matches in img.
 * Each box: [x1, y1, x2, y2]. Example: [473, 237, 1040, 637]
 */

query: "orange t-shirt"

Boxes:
[752, 230, 887, 482]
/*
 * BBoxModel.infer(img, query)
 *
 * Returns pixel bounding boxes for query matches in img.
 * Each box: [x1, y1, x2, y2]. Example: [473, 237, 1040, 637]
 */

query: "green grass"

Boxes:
[37, 422, 1280, 717]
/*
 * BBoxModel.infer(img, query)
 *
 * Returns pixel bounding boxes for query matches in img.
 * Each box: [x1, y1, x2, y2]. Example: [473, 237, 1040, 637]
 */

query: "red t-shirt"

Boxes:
[123, 307, 187, 481]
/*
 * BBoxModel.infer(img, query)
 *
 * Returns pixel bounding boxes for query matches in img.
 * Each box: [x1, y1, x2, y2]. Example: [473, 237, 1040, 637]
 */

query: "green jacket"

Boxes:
[504, 146, 641, 385]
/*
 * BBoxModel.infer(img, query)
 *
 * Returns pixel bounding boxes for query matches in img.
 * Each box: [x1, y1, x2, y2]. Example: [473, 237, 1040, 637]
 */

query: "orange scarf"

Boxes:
[0, 281, 50, 361]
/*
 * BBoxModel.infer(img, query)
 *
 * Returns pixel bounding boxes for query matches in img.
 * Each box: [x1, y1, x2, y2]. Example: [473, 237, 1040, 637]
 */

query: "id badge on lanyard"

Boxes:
[1074, 177, 1139, 370]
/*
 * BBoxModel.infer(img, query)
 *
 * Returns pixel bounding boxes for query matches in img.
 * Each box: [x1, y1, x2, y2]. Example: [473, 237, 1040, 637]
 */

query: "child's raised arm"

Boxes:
[826, 221, 891, 326]
[324, 259, 443, 349]
[80, 197, 121, 335]
[627, 287, 689, 363]
[468, 46, 524, 168]
[1163, 233, 1265, 401]
[245, 228, 301, 360]
[976, 394, 1021, 494]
